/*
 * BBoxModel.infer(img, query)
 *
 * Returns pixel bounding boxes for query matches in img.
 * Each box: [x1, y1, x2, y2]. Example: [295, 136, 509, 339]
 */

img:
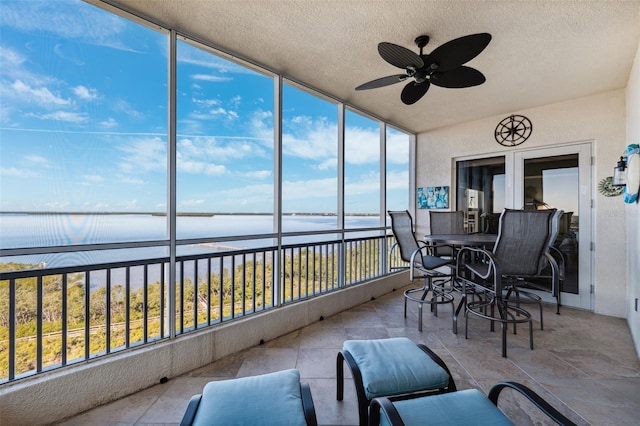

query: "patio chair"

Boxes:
[506, 209, 565, 316]
[457, 208, 555, 357]
[180, 369, 318, 426]
[369, 381, 577, 426]
[336, 337, 456, 426]
[502, 209, 564, 326]
[427, 210, 465, 258]
[388, 210, 456, 332]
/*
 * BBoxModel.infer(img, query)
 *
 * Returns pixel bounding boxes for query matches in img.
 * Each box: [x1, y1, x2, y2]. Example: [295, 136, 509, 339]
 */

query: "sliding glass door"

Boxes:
[455, 142, 593, 310]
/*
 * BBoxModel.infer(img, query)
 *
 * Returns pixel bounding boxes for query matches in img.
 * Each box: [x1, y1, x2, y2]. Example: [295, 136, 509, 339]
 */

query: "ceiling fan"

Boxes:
[355, 33, 492, 105]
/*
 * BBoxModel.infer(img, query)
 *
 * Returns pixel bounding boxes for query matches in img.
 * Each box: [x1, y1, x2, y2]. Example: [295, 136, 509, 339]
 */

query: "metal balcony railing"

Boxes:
[0, 233, 405, 383]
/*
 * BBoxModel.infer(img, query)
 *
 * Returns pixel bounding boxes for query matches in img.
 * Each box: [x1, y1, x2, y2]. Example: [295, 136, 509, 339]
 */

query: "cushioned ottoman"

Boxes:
[369, 382, 577, 426]
[336, 337, 456, 426]
[180, 369, 317, 426]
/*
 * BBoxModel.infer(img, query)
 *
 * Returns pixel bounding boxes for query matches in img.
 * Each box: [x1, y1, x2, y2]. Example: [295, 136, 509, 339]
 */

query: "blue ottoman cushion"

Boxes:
[380, 389, 514, 426]
[192, 369, 307, 426]
[343, 338, 450, 399]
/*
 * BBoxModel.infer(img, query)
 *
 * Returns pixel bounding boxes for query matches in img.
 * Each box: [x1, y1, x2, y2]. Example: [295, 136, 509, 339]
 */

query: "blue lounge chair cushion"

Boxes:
[343, 338, 450, 399]
[192, 369, 307, 426]
[380, 389, 514, 426]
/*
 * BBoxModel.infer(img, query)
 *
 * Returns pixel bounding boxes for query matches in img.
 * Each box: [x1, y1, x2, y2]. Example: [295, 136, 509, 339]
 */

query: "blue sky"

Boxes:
[0, 0, 409, 214]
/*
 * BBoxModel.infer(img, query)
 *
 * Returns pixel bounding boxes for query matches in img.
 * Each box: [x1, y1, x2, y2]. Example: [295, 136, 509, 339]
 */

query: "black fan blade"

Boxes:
[355, 74, 407, 90]
[430, 66, 486, 88]
[378, 42, 424, 69]
[428, 33, 491, 72]
[400, 80, 430, 105]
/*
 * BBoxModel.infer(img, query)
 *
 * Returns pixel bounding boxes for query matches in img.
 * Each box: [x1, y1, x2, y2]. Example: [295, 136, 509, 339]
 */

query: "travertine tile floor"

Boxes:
[60, 286, 640, 425]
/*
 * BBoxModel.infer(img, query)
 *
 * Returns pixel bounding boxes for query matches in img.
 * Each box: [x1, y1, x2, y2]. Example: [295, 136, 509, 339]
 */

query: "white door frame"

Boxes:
[511, 142, 593, 310]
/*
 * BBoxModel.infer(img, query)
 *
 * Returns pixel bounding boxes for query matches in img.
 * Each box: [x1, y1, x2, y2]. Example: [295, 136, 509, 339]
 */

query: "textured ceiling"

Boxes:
[104, 0, 640, 134]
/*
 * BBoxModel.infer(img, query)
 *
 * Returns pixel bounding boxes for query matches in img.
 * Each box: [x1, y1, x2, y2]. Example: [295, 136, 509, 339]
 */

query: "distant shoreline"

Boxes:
[0, 211, 379, 217]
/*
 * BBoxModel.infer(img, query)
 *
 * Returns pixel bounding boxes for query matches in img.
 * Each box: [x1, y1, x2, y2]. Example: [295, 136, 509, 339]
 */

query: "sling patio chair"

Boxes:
[504, 209, 565, 317]
[180, 369, 317, 426]
[456, 208, 555, 357]
[337, 337, 456, 426]
[388, 210, 456, 332]
[369, 381, 577, 426]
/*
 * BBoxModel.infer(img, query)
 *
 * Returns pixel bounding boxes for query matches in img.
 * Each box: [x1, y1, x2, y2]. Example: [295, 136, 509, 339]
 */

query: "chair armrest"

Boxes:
[369, 397, 405, 426]
[179, 394, 202, 426]
[549, 247, 565, 280]
[300, 382, 318, 426]
[408, 246, 452, 281]
[456, 246, 501, 279]
[488, 382, 577, 426]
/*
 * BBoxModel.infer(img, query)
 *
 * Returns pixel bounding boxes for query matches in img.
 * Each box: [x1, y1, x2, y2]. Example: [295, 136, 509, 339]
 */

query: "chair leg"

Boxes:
[464, 307, 469, 340]
[501, 321, 508, 358]
[404, 295, 408, 318]
[529, 320, 534, 350]
[539, 300, 544, 330]
[336, 352, 344, 401]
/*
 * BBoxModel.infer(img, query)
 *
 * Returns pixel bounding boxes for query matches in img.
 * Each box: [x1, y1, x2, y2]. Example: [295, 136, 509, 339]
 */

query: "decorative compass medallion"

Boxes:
[494, 114, 532, 147]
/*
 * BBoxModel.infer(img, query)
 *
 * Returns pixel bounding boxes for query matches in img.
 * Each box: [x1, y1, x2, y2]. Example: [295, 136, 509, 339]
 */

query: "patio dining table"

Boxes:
[423, 233, 497, 248]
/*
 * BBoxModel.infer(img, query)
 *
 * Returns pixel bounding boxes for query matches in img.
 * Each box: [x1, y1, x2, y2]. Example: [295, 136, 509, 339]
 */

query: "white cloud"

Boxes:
[73, 85, 98, 100]
[100, 117, 118, 128]
[116, 199, 138, 211]
[344, 126, 381, 165]
[113, 99, 143, 119]
[0, 167, 39, 178]
[291, 115, 312, 126]
[118, 137, 166, 173]
[386, 131, 410, 164]
[118, 176, 145, 185]
[178, 158, 227, 175]
[11, 80, 70, 106]
[25, 155, 52, 166]
[282, 177, 337, 200]
[178, 47, 250, 74]
[177, 137, 266, 162]
[345, 171, 380, 195]
[192, 74, 233, 83]
[282, 125, 336, 160]
[316, 158, 337, 170]
[242, 170, 271, 179]
[180, 199, 205, 207]
[386, 170, 409, 190]
[0, 46, 25, 67]
[29, 111, 88, 123]
[82, 174, 104, 183]
[0, 1, 134, 52]
[42, 201, 70, 210]
[192, 98, 220, 107]
[230, 96, 242, 108]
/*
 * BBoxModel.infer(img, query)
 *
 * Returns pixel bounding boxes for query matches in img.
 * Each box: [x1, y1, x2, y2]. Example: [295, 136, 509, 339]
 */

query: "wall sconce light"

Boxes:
[613, 156, 627, 187]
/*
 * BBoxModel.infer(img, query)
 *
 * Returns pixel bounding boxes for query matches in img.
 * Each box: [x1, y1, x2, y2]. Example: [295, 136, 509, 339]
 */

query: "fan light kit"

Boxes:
[355, 33, 492, 105]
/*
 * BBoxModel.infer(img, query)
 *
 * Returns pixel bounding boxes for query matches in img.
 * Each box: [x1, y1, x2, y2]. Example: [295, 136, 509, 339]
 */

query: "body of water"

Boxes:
[1, 213, 384, 269]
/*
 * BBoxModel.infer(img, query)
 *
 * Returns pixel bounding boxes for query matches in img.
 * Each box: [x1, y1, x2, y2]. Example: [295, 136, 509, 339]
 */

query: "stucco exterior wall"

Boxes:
[626, 40, 640, 356]
[416, 90, 627, 318]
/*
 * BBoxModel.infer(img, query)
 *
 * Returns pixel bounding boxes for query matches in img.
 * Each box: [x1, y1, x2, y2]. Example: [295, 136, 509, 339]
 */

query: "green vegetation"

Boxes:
[0, 239, 387, 380]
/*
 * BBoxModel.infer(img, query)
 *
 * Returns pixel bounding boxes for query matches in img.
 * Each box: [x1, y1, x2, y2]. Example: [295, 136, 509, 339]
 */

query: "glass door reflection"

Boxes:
[456, 156, 505, 234]
[523, 154, 579, 294]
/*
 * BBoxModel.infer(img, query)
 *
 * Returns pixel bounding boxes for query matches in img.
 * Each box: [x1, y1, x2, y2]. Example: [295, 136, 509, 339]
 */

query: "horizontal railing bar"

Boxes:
[0, 239, 170, 257]
[1, 227, 389, 257]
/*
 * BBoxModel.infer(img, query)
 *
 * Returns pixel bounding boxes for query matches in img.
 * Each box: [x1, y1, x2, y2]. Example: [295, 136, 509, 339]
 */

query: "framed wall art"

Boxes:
[418, 186, 449, 209]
